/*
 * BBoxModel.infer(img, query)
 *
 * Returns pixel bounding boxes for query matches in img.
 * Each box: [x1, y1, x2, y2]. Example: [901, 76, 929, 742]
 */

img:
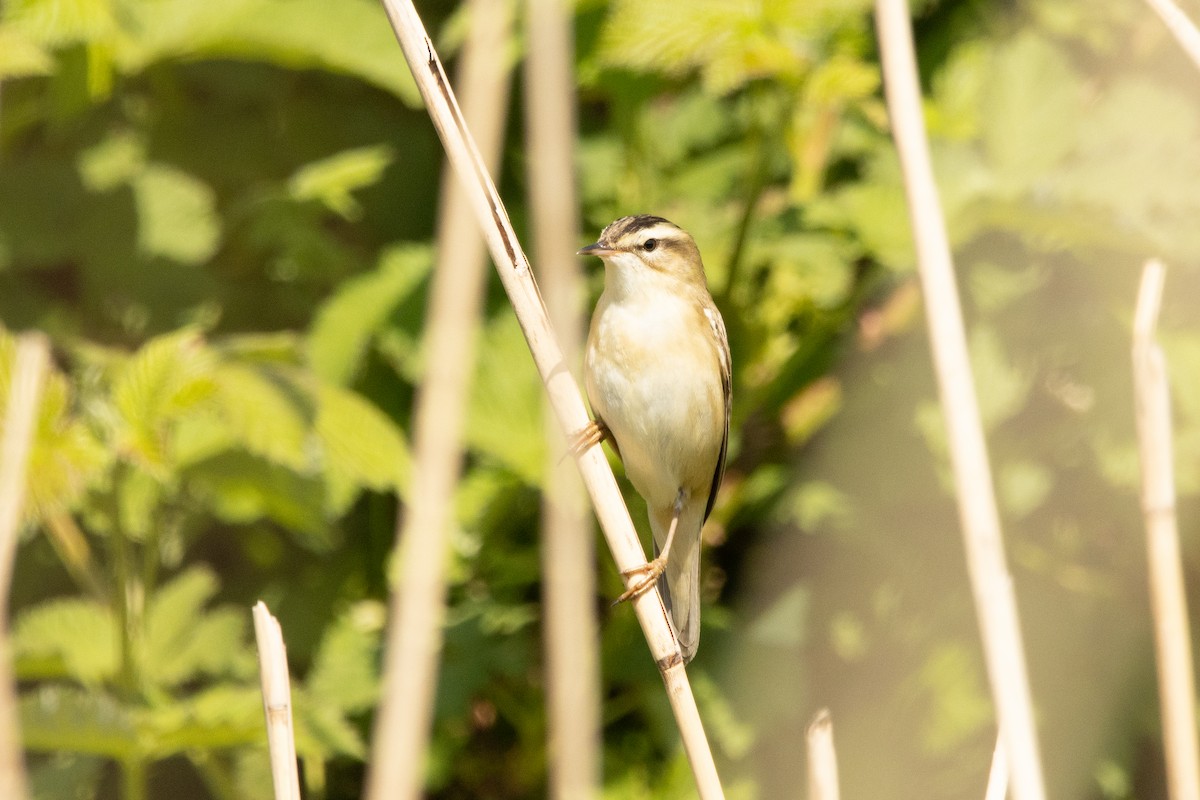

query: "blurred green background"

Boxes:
[4, 0, 1200, 797]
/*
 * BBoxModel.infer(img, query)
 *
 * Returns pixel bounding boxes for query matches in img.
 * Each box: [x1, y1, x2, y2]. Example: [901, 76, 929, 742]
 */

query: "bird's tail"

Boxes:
[652, 504, 704, 663]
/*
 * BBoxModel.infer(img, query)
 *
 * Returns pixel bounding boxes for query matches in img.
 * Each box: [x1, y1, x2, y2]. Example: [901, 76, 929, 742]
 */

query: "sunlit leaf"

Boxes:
[21, 685, 137, 758]
[13, 598, 116, 684]
[4, 0, 118, 47]
[142, 684, 264, 754]
[465, 314, 544, 485]
[113, 0, 420, 105]
[132, 164, 221, 265]
[981, 33, 1081, 192]
[315, 381, 409, 510]
[306, 601, 383, 714]
[0, 25, 53, 77]
[289, 145, 395, 220]
[142, 567, 253, 688]
[112, 329, 216, 472]
[308, 244, 432, 385]
[212, 363, 311, 471]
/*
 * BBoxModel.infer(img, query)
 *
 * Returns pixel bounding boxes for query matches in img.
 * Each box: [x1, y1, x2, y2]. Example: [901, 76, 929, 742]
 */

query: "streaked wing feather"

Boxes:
[702, 303, 731, 523]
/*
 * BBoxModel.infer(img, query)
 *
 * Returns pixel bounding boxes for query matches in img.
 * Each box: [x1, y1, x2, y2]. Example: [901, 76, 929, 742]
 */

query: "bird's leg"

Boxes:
[616, 489, 684, 604]
[568, 417, 611, 458]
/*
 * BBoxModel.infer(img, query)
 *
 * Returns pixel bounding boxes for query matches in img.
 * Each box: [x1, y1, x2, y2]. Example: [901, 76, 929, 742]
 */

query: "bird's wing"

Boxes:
[702, 302, 731, 524]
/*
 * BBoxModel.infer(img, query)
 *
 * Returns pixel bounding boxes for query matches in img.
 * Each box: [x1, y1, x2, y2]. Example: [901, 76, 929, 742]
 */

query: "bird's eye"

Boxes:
[642, 238, 658, 252]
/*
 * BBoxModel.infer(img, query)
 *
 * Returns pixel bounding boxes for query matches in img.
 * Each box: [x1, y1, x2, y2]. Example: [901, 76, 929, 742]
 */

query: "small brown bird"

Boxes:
[576, 215, 731, 662]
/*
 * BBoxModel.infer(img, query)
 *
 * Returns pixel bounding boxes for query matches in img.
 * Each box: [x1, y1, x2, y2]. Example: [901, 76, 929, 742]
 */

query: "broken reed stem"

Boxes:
[1132, 259, 1200, 800]
[252, 602, 300, 800]
[873, 2, 1046, 799]
[805, 709, 839, 800]
[1143, 0, 1200, 72]
[984, 732, 1008, 800]
[523, 0, 602, 795]
[376, 1, 724, 797]
[364, 1, 513, 798]
[0, 333, 49, 800]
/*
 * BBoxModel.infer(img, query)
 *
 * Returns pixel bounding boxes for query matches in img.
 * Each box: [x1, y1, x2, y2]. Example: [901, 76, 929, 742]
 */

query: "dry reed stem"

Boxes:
[252, 602, 300, 800]
[805, 709, 839, 800]
[364, 1, 513, 798]
[376, 1, 724, 796]
[984, 733, 1008, 800]
[0, 333, 49, 800]
[874, 2, 1046, 799]
[1133, 259, 1200, 800]
[1144, 0, 1200, 72]
[524, 0, 601, 795]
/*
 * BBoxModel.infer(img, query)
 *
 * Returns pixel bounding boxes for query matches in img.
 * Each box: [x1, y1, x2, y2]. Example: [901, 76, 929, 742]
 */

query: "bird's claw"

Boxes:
[568, 419, 609, 458]
[613, 556, 667, 605]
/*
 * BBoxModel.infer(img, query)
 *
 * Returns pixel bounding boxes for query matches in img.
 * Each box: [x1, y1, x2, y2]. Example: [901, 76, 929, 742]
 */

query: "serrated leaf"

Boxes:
[308, 244, 432, 385]
[144, 567, 253, 688]
[0, 25, 53, 78]
[13, 598, 116, 684]
[5, 0, 118, 47]
[315, 382, 409, 509]
[113, 0, 420, 105]
[465, 314, 544, 485]
[212, 363, 311, 471]
[21, 685, 137, 758]
[294, 691, 365, 760]
[307, 601, 383, 714]
[113, 329, 216, 472]
[982, 33, 1080, 191]
[289, 145, 394, 220]
[185, 451, 332, 542]
[143, 684, 264, 754]
[132, 164, 221, 264]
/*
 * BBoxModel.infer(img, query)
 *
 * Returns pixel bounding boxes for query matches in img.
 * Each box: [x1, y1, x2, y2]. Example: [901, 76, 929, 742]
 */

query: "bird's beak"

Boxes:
[577, 241, 615, 257]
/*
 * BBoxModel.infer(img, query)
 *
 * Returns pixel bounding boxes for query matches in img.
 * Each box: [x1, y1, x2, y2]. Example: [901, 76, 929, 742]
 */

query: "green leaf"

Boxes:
[315, 381, 409, 510]
[113, 0, 420, 105]
[144, 567, 253, 688]
[289, 145, 394, 220]
[998, 459, 1053, 520]
[308, 244, 432, 385]
[185, 451, 332, 542]
[0, 25, 53, 78]
[113, 329, 216, 472]
[465, 314, 544, 485]
[13, 598, 117, 684]
[914, 643, 992, 754]
[4, 0, 119, 48]
[981, 33, 1081, 191]
[294, 692, 365, 760]
[77, 130, 145, 192]
[306, 601, 383, 714]
[21, 685, 137, 759]
[132, 164, 221, 265]
[212, 363, 311, 471]
[142, 684, 264, 754]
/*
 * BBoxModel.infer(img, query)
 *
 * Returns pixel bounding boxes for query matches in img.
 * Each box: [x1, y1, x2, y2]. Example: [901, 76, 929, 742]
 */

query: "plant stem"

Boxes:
[121, 756, 147, 800]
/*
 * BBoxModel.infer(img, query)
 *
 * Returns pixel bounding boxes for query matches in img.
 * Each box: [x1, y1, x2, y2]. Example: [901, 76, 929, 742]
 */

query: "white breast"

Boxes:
[584, 288, 724, 510]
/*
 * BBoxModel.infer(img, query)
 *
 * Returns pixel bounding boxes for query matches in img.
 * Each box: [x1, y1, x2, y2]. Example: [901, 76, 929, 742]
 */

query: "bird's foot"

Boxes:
[568, 418, 610, 457]
[614, 556, 667, 605]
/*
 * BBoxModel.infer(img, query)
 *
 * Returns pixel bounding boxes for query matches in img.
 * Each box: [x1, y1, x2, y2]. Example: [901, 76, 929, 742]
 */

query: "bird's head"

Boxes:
[578, 215, 707, 288]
